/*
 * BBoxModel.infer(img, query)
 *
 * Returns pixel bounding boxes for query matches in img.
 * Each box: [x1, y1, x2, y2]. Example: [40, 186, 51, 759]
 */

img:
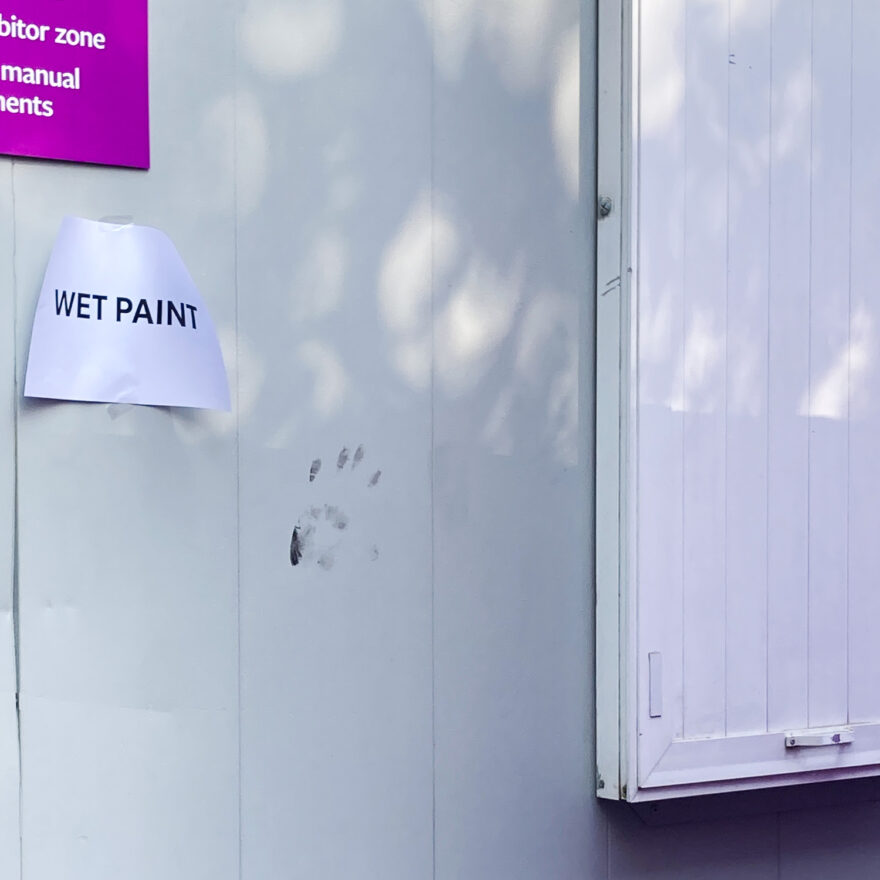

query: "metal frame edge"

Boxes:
[595, 0, 633, 801]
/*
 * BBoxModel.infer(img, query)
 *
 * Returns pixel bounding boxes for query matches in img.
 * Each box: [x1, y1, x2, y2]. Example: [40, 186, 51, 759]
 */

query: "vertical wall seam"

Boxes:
[232, 3, 243, 876]
[806, 0, 815, 729]
[845, 0, 854, 725]
[765, 0, 775, 735]
[429, 1, 437, 876]
[587, 0, 606, 846]
[632, 0, 642, 780]
[680, 0, 689, 742]
[723, 0, 732, 738]
[9, 157, 23, 880]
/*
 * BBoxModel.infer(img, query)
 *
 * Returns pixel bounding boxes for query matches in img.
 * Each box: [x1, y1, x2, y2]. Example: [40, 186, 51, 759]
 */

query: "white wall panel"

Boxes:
[13, 0, 240, 875]
[431, 0, 599, 874]
[725, 0, 771, 738]
[14, 0, 880, 877]
[680, 0, 728, 742]
[20, 698, 236, 880]
[807, 0, 851, 731]
[848, 0, 880, 726]
[236, 1, 434, 876]
[636, 0, 687, 780]
[766, 0, 812, 736]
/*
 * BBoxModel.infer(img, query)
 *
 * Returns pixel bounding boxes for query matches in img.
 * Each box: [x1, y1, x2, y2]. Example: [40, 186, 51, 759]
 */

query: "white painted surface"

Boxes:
[1, 0, 880, 877]
[608, 0, 880, 800]
[848, 0, 880, 727]
[13, 2, 240, 875]
[766, 0, 811, 738]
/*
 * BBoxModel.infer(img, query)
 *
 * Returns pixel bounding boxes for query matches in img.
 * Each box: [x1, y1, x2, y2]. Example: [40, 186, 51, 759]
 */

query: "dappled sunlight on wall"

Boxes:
[639, 0, 685, 137]
[193, 89, 271, 220]
[376, 164, 581, 464]
[772, 63, 811, 164]
[0, 0, 597, 876]
[480, 0, 565, 91]
[171, 327, 242, 443]
[380, 192, 453, 338]
[233, 330, 267, 423]
[199, 96, 239, 212]
[628, 0, 880, 818]
[676, 310, 725, 414]
[729, 0, 777, 31]
[324, 132, 363, 215]
[802, 307, 874, 421]
[378, 190, 454, 390]
[637, 282, 682, 409]
[297, 339, 349, 418]
[228, 0, 584, 473]
[435, 255, 525, 396]
[553, 27, 580, 199]
[425, 0, 575, 92]
[294, 230, 348, 321]
[241, 0, 343, 78]
[172, 326, 266, 446]
[232, 91, 270, 217]
[726, 331, 765, 418]
[513, 290, 578, 466]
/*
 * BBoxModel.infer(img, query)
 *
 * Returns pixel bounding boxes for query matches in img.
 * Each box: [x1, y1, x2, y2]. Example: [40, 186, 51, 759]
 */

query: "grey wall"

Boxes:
[2, 0, 880, 877]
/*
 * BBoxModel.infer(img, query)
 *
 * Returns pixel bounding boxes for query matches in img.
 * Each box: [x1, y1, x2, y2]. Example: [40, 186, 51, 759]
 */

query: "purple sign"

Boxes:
[0, 1, 149, 169]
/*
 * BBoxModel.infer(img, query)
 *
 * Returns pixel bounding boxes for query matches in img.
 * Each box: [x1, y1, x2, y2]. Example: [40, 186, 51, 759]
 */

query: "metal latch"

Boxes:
[784, 727, 854, 748]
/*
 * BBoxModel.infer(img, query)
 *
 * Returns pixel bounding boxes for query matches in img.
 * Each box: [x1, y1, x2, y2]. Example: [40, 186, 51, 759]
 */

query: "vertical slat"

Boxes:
[680, 0, 729, 740]
[767, 0, 813, 734]
[846, 0, 880, 724]
[807, 0, 852, 729]
[14, 4, 240, 876]
[724, 2, 772, 736]
[431, 0, 598, 868]
[0, 160, 22, 880]
[635, 0, 687, 781]
[238, 1, 435, 876]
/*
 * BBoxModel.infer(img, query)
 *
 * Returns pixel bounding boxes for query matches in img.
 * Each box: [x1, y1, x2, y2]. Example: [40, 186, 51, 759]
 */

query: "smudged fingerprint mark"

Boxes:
[337, 448, 350, 470]
[290, 527, 303, 566]
[368, 470, 382, 488]
[289, 522, 316, 567]
[352, 446, 365, 469]
[309, 459, 322, 483]
[325, 505, 349, 531]
[370, 546, 380, 562]
[317, 553, 335, 571]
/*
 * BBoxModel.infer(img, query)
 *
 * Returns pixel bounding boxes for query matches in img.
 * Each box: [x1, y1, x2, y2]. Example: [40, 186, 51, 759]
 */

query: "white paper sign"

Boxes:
[24, 217, 230, 410]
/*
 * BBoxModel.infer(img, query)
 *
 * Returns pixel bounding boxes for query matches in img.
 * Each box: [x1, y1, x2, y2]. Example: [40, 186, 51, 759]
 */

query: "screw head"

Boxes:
[598, 195, 613, 218]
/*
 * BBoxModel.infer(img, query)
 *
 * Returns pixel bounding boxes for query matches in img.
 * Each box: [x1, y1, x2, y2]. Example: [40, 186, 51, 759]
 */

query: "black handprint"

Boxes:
[290, 446, 382, 570]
